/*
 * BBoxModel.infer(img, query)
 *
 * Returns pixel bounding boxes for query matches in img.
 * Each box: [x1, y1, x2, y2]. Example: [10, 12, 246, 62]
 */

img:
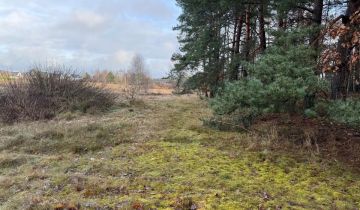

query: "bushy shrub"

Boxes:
[327, 99, 360, 128]
[0, 66, 116, 123]
[210, 79, 266, 127]
[211, 31, 328, 127]
[304, 109, 318, 118]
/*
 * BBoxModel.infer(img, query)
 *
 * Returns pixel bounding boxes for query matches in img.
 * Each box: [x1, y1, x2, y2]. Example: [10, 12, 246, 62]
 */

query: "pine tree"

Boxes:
[172, 0, 359, 100]
[106, 72, 115, 83]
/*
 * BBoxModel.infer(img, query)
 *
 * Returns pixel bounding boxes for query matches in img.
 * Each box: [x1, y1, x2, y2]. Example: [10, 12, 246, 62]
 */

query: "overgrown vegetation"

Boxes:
[172, 0, 359, 129]
[0, 66, 116, 123]
[0, 0, 359, 208]
[327, 99, 360, 128]
[1, 96, 359, 209]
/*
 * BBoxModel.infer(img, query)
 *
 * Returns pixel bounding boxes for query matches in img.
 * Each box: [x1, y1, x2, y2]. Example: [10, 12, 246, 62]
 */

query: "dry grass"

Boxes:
[95, 82, 174, 95]
[0, 95, 359, 209]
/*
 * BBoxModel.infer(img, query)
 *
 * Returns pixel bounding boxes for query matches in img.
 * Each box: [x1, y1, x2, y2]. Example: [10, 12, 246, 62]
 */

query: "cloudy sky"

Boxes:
[0, 0, 181, 78]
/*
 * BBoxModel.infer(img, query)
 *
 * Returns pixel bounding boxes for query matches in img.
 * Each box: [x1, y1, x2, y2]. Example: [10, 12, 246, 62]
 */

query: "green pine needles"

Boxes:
[327, 99, 360, 128]
[211, 31, 328, 127]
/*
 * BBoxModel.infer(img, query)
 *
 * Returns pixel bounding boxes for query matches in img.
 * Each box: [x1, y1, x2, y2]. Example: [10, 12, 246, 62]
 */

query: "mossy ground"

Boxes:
[0, 95, 359, 209]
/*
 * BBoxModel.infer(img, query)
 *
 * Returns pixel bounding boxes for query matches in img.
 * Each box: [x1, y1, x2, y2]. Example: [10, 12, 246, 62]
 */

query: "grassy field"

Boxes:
[95, 83, 174, 95]
[0, 95, 359, 209]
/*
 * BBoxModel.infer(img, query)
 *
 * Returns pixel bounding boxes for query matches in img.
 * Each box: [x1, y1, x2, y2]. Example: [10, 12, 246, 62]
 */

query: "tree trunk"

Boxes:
[259, 2, 266, 53]
[235, 15, 244, 55]
[232, 16, 238, 55]
[333, 0, 359, 100]
[313, 0, 324, 26]
[243, 7, 251, 77]
[311, 0, 324, 46]
[209, 15, 223, 98]
[279, 17, 284, 29]
[312, 0, 324, 75]
[332, 34, 351, 100]
[355, 57, 360, 93]
[230, 14, 244, 81]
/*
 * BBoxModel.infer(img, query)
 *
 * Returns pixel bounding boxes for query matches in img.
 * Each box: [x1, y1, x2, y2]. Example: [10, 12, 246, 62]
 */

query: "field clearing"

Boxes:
[0, 95, 359, 209]
[95, 83, 174, 95]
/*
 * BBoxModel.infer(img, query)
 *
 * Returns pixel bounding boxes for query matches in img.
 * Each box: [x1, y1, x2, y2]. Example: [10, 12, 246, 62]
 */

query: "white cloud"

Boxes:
[114, 50, 135, 64]
[2, 11, 33, 27]
[0, 0, 181, 78]
[73, 10, 107, 28]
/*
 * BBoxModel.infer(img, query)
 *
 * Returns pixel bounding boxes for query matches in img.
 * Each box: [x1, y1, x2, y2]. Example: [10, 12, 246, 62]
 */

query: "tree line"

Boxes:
[87, 54, 150, 86]
[84, 54, 151, 100]
[171, 0, 360, 127]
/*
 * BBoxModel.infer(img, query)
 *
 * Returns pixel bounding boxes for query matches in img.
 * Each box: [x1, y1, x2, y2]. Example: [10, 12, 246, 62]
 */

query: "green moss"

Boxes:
[130, 140, 360, 209]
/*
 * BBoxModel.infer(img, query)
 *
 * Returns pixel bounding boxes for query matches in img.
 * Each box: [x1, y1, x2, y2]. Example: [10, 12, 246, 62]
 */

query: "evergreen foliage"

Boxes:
[211, 31, 328, 126]
[173, 0, 359, 128]
[106, 72, 116, 83]
[328, 99, 360, 128]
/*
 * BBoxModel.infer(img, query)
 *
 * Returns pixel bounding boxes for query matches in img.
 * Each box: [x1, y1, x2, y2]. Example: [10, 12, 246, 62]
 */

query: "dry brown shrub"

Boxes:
[0, 66, 116, 123]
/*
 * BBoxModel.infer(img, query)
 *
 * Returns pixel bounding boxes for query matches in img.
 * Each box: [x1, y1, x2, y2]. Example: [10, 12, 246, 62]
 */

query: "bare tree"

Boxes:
[125, 54, 150, 101]
[93, 70, 108, 83]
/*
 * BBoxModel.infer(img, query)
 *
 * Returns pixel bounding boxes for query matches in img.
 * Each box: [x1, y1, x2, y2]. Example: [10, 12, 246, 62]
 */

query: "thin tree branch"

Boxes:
[296, 5, 315, 14]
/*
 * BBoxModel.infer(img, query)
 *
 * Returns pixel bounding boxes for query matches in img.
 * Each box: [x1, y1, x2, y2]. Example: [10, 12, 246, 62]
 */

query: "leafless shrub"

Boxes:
[0, 66, 116, 123]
